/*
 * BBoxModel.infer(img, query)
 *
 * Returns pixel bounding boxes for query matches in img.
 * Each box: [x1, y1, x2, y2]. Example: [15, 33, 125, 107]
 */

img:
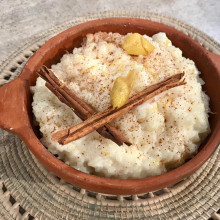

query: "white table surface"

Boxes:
[0, 0, 219, 62]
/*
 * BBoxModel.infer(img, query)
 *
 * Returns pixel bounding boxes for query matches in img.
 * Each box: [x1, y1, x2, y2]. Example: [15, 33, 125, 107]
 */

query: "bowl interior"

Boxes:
[20, 17, 220, 194]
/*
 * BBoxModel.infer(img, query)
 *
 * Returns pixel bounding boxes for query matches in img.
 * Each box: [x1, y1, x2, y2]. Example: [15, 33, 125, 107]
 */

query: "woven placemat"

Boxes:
[0, 11, 219, 220]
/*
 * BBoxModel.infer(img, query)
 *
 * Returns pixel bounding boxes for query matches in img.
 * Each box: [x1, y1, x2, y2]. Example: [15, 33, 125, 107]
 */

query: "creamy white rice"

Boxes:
[31, 32, 210, 179]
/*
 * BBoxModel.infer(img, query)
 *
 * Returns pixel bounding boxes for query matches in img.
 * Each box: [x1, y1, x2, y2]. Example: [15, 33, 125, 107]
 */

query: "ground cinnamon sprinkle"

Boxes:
[31, 32, 210, 179]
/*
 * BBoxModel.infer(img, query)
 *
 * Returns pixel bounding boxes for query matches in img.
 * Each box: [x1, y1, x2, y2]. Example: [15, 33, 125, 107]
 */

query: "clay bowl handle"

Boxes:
[0, 77, 31, 139]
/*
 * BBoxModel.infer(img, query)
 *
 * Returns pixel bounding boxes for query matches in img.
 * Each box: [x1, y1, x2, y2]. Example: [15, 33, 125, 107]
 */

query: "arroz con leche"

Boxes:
[31, 32, 210, 179]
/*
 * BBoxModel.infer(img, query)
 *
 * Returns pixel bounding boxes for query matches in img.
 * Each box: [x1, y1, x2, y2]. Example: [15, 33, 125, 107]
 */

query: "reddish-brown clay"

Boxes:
[0, 18, 219, 195]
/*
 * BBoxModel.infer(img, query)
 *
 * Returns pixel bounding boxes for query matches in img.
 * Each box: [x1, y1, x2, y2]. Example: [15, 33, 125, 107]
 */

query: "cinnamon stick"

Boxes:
[37, 66, 131, 146]
[53, 73, 186, 145]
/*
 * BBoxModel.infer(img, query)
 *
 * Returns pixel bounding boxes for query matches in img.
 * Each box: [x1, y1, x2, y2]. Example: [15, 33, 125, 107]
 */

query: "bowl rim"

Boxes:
[0, 17, 220, 195]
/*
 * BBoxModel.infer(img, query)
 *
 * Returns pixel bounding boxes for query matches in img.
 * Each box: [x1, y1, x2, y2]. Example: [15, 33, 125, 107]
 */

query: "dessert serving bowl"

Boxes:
[0, 17, 219, 195]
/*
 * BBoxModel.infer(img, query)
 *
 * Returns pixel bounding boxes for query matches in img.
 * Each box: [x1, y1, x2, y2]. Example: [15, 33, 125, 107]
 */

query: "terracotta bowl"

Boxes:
[0, 18, 219, 195]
